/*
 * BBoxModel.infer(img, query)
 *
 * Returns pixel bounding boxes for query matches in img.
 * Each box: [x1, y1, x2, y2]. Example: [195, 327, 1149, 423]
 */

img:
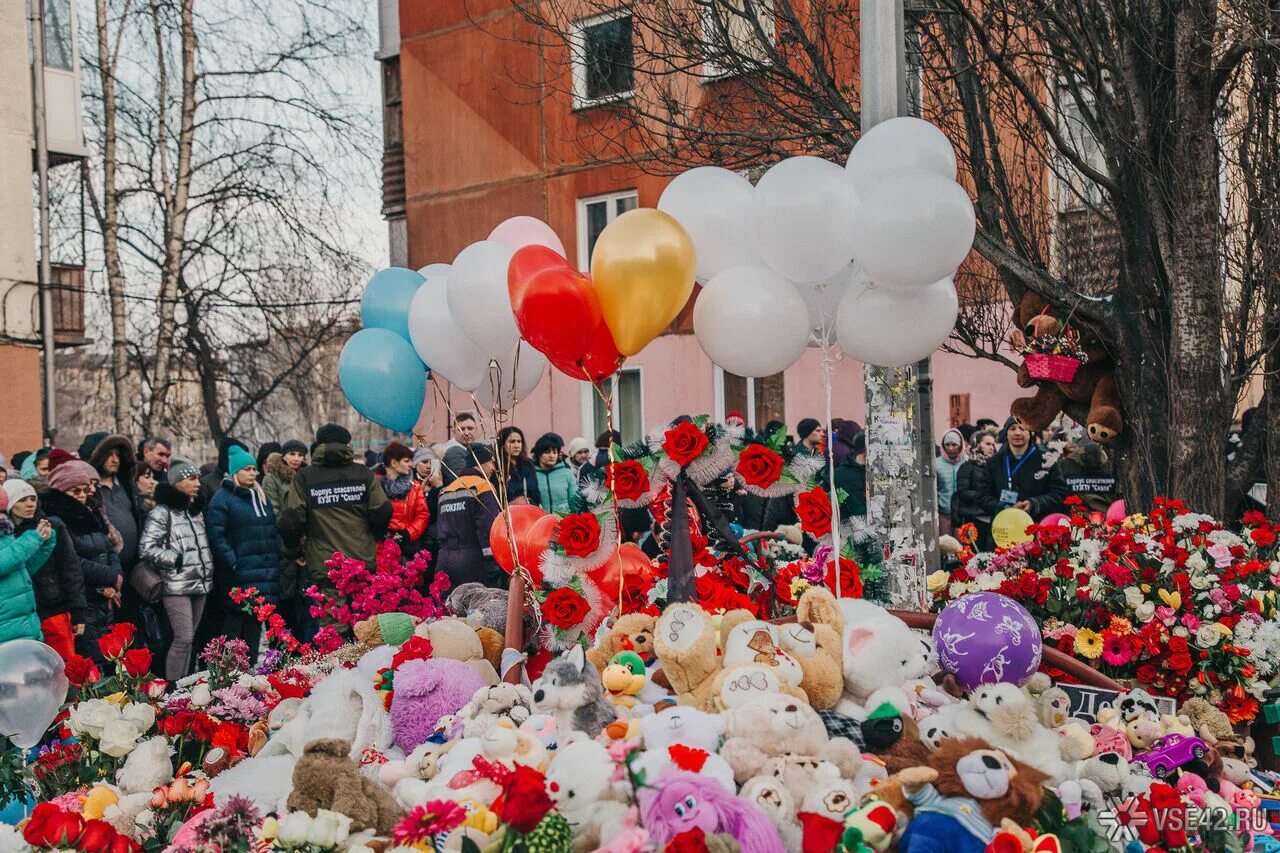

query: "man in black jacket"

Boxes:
[979, 418, 1068, 523]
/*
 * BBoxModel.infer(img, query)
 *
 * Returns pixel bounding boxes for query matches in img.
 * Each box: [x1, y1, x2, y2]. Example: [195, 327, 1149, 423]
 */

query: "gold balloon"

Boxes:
[590, 208, 697, 356]
[991, 507, 1035, 548]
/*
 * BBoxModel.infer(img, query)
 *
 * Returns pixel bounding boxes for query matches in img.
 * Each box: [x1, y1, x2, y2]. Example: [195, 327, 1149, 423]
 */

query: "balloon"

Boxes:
[846, 116, 958, 194]
[360, 267, 426, 342]
[489, 505, 551, 583]
[836, 278, 958, 366]
[551, 321, 625, 384]
[1041, 513, 1071, 527]
[657, 167, 761, 281]
[587, 542, 653, 601]
[510, 260, 603, 364]
[488, 216, 566, 257]
[750, 156, 861, 283]
[0, 640, 69, 749]
[991, 507, 1035, 548]
[508, 245, 570, 293]
[933, 593, 1042, 691]
[851, 172, 975, 289]
[416, 262, 451, 278]
[796, 264, 866, 346]
[338, 328, 427, 432]
[473, 341, 548, 412]
[590, 209, 697, 357]
[1106, 500, 1127, 524]
[407, 270, 490, 392]
[447, 240, 520, 358]
[693, 266, 809, 377]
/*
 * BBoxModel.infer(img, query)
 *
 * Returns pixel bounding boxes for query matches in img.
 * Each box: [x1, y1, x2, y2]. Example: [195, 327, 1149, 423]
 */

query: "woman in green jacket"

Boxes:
[0, 488, 56, 643]
[531, 433, 581, 514]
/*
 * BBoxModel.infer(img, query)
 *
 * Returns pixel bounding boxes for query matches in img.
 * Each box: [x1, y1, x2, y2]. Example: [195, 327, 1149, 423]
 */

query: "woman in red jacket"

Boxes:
[380, 441, 429, 555]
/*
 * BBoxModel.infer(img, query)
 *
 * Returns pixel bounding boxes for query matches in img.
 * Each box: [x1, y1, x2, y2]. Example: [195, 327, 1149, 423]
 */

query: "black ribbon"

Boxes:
[666, 471, 750, 603]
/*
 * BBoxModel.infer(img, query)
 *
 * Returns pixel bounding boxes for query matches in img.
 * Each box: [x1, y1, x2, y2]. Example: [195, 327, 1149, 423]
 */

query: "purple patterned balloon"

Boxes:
[933, 592, 1042, 691]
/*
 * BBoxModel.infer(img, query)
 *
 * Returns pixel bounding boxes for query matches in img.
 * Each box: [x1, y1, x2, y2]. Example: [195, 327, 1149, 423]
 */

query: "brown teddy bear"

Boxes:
[287, 738, 401, 834]
[785, 587, 846, 710]
[413, 617, 500, 685]
[586, 613, 658, 673]
[1008, 291, 1123, 443]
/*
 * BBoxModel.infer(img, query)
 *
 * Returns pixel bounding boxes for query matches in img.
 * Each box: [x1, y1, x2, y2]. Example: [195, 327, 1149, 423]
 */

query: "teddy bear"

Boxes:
[953, 683, 1070, 781]
[414, 617, 501, 684]
[390, 658, 490, 752]
[631, 705, 736, 792]
[1078, 751, 1152, 803]
[477, 718, 549, 772]
[117, 736, 174, 796]
[740, 775, 803, 851]
[448, 582, 517, 634]
[720, 693, 872, 800]
[797, 765, 861, 853]
[286, 738, 400, 834]
[1088, 723, 1132, 759]
[353, 611, 420, 647]
[1180, 697, 1236, 746]
[587, 612, 658, 673]
[860, 702, 932, 775]
[395, 738, 503, 810]
[784, 587, 851, 710]
[918, 704, 962, 751]
[456, 683, 534, 738]
[545, 737, 630, 851]
[834, 599, 934, 718]
[1007, 291, 1123, 443]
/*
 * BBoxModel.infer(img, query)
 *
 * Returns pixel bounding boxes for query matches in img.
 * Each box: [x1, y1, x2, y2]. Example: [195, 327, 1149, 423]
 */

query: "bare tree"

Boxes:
[504, 0, 1280, 515]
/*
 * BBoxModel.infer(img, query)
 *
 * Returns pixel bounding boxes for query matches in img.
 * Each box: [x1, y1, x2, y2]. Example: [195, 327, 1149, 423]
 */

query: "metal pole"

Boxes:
[861, 0, 931, 609]
[30, 0, 57, 443]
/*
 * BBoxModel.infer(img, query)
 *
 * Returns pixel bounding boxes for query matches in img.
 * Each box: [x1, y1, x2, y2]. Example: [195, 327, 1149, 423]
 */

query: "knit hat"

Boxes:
[537, 432, 564, 450]
[941, 428, 964, 448]
[999, 416, 1034, 446]
[281, 439, 307, 456]
[468, 444, 493, 466]
[411, 447, 434, 466]
[77, 431, 110, 463]
[315, 423, 352, 446]
[566, 437, 591, 458]
[48, 460, 98, 492]
[726, 410, 745, 422]
[377, 612, 416, 647]
[46, 448, 78, 472]
[3, 479, 36, 509]
[226, 445, 256, 475]
[167, 457, 200, 485]
[382, 441, 413, 464]
[796, 418, 821, 441]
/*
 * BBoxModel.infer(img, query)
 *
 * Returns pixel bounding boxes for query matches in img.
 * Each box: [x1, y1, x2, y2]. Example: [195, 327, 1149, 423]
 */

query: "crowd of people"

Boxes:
[0, 409, 1117, 682]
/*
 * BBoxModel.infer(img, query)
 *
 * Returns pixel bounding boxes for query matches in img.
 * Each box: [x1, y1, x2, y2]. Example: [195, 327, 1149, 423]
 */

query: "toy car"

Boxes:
[1132, 733, 1208, 779]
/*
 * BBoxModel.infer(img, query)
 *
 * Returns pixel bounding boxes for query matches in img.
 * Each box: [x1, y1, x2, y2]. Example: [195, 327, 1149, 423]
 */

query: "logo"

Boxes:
[1096, 799, 1269, 842]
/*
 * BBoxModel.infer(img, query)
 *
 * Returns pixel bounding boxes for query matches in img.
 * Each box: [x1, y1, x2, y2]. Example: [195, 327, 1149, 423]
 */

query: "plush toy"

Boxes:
[456, 683, 534, 738]
[784, 587, 850, 710]
[740, 775, 803, 851]
[1088, 723, 1133, 760]
[395, 738, 502, 809]
[476, 718, 549, 772]
[1077, 751, 1152, 801]
[1054, 719, 1096, 762]
[1218, 746, 1252, 786]
[796, 765, 859, 853]
[414, 617, 501, 684]
[531, 644, 617, 738]
[632, 706, 736, 793]
[1008, 291, 1123, 443]
[840, 799, 901, 853]
[1180, 697, 1236, 746]
[117, 736, 174, 795]
[602, 651, 649, 715]
[390, 658, 490, 752]
[861, 702, 931, 775]
[448, 582, 516, 634]
[720, 694, 870, 799]
[638, 769, 786, 853]
[286, 738, 400, 834]
[834, 599, 932, 718]
[1177, 771, 1210, 807]
[545, 737, 629, 851]
[587, 612, 658, 673]
[919, 705, 961, 751]
[1023, 673, 1071, 729]
[353, 611, 420, 647]
[956, 683, 1070, 781]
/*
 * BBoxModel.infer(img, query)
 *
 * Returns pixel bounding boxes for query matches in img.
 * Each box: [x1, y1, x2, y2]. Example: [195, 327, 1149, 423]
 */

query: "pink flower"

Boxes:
[1102, 633, 1134, 666]
[1180, 613, 1201, 631]
[392, 800, 467, 845]
[1155, 605, 1176, 626]
[1208, 543, 1235, 568]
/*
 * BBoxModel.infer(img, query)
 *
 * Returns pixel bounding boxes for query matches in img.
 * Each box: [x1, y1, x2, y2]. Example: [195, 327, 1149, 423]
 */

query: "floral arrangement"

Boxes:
[1016, 326, 1088, 362]
[930, 497, 1280, 720]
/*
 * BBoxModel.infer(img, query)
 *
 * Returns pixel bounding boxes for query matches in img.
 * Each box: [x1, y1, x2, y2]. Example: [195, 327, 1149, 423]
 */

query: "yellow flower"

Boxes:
[1140, 584, 1151, 593]
[1074, 628, 1104, 660]
[1213, 622, 1233, 637]
[790, 578, 813, 600]
[1158, 589, 1182, 610]
[927, 570, 948, 594]
[1108, 616, 1133, 636]
[104, 691, 128, 707]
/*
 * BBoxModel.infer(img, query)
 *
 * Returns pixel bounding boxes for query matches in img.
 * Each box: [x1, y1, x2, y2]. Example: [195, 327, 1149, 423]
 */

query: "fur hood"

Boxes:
[153, 481, 204, 515]
[86, 433, 137, 483]
[265, 453, 295, 482]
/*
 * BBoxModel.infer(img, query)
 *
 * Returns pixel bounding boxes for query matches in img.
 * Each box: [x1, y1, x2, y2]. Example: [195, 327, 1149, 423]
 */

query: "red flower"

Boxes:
[666, 828, 712, 853]
[24, 803, 84, 847]
[773, 562, 801, 606]
[662, 421, 710, 466]
[795, 488, 833, 539]
[541, 587, 590, 629]
[497, 765, 555, 833]
[97, 624, 135, 660]
[1167, 652, 1193, 673]
[824, 557, 864, 599]
[1167, 636, 1189, 654]
[76, 819, 119, 852]
[187, 712, 217, 743]
[391, 636, 434, 671]
[604, 460, 650, 501]
[64, 655, 100, 688]
[557, 513, 602, 558]
[120, 648, 153, 678]
[211, 722, 248, 755]
[737, 444, 785, 489]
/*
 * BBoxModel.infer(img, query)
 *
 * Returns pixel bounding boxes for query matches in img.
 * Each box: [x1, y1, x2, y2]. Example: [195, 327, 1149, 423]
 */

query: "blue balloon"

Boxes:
[361, 267, 425, 341]
[339, 328, 427, 432]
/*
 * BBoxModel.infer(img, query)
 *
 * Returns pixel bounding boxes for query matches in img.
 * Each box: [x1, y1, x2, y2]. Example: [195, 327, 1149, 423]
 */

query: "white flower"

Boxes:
[1124, 587, 1145, 609]
[1190, 571, 1213, 590]
[119, 702, 156, 734]
[1088, 575, 1105, 593]
[1186, 552, 1207, 572]
[1208, 530, 1243, 547]
[305, 810, 351, 848]
[69, 698, 120, 739]
[1195, 624, 1221, 649]
[1173, 626, 1189, 638]
[948, 582, 969, 599]
[189, 683, 212, 707]
[98, 719, 141, 758]
[1270, 561, 1280, 575]
[276, 812, 312, 847]
[1135, 601, 1156, 622]
[977, 574, 1002, 591]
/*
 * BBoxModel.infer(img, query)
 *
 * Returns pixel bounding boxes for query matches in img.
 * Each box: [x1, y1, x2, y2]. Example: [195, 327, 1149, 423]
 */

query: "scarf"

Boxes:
[383, 473, 415, 500]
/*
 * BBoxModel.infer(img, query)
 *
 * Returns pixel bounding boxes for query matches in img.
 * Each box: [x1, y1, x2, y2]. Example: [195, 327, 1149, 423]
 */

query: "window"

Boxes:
[948, 394, 971, 428]
[570, 11, 634, 109]
[43, 0, 74, 70]
[577, 189, 638, 269]
[586, 368, 645, 446]
[702, 0, 775, 78]
[714, 367, 785, 431]
[1054, 84, 1107, 210]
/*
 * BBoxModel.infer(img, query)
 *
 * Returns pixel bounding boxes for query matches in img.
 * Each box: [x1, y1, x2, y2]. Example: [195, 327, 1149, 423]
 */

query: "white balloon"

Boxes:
[446, 240, 520, 358]
[416, 262, 451, 278]
[796, 264, 866, 347]
[850, 172, 975, 289]
[694, 266, 810, 377]
[658, 167, 761, 281]
[836, 277, 958, 367]
[487, 216, 566, 257]
[473, 341, 547, 411]
[751, 157, 861, 284]
[845, 116, 958, 194]
[408, 272, 490, 391]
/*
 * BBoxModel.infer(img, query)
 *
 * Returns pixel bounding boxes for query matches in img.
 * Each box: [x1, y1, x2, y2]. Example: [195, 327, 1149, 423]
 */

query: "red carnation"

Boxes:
[795, 487, 833, 539]
[557, 513, 602, 558]
[1251, 528, 1276, 547]
[605, 460, 649, 501]
[120, 648, 153, 678]
[736, 444, 785, 490]
[662, 421, 710, 466]
[541, 587, 590, 629]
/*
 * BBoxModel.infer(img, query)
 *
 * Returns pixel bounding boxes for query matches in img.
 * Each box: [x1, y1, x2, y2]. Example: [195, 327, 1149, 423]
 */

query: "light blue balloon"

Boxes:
[339, 328, 427, 432]
[361, 267, 426, 341]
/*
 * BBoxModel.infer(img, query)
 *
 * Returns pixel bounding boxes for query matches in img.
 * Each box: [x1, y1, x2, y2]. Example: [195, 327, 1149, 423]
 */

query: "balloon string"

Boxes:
[821, 324, 844, 597]
[586, 368, 626, 616]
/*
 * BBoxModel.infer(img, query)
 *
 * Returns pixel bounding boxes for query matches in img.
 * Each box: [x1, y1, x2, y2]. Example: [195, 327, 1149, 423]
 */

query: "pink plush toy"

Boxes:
[1177, 772, 1209, 807]
[1090, 723, 1133, 760]
[390, 658, 488, 752]
[638, 770, 785, 853]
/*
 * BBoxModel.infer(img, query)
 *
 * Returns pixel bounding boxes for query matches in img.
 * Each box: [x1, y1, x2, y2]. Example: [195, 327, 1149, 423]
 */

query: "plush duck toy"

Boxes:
[602, 651, 648, 713]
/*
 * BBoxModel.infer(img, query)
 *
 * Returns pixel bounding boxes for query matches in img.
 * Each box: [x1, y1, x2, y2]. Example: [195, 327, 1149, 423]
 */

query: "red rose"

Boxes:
[1167, 636, 1189, 654]
[499, 765, 554, 833]
[1167, 652, 1193, 673]
[666, 828, 712, 853]
[25, 803, 84, 847]
[97, 631, 130, 661]
[76, 819, 118, 852]
[1136, 663, 1159, 684]
[736, 444, 785, 489]
[64, 655, 100, 688]
[662, 421, 710, 467]
[557, 513, 602, 558]
[773, 562, 801, 606]
[824, 558, 864, 599]
[120, 648, 153, 678]
[541, 587, 590, 629]
[604, 460, 650, 501]
[795, 488, 833, 539]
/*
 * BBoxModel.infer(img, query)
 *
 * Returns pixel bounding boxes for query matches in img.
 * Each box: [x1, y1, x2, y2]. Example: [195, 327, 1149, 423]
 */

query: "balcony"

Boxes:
[51, 264, 90, 347]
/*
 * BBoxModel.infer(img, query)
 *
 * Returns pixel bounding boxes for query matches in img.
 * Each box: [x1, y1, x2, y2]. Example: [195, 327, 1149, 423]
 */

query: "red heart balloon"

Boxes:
[586, 542, 652, 600]
[510, 264, 603, 364]
[488, 505, 551, 584]
[550, 322, 625, 384]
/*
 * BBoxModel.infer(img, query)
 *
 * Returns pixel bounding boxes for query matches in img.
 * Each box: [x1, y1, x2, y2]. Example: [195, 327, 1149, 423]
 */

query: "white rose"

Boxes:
[189, 684, 212, 707]
[306, 810, 351, 848]
[978, 574, 1002, 591]
[1270, 561, 1280, 575]
[1186, 552, 1207, 572]
[1124, 587, 1145, 609]
[1195, 624, 1221, 649]
[277, 812, 312, 847]
[69, 698, 120, 739]
[119, 702, 156, 733]
[1190, 572, 1213, 590]
[1173, 626, 1189, 638]
[98, 719, 141, 758]
[1135, 601, 1156, 622]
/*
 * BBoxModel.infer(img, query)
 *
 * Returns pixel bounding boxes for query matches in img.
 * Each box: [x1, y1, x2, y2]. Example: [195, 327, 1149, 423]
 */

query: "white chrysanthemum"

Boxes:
[1208, 529, 1243, 547]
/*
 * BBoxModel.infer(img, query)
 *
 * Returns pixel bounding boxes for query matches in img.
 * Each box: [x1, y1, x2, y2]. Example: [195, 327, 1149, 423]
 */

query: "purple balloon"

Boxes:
[933, 592, 1042, 692]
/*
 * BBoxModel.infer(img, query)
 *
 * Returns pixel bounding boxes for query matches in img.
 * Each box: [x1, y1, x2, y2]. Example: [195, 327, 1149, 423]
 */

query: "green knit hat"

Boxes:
[226, 445, 256, 475]
[866, 702, 901, 722]
[377, 612, 416, 647]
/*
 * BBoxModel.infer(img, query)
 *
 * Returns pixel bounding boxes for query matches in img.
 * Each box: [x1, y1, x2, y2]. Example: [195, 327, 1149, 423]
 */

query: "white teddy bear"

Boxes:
[630, 706, 736, 792]
[545, 737, 629, 851]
